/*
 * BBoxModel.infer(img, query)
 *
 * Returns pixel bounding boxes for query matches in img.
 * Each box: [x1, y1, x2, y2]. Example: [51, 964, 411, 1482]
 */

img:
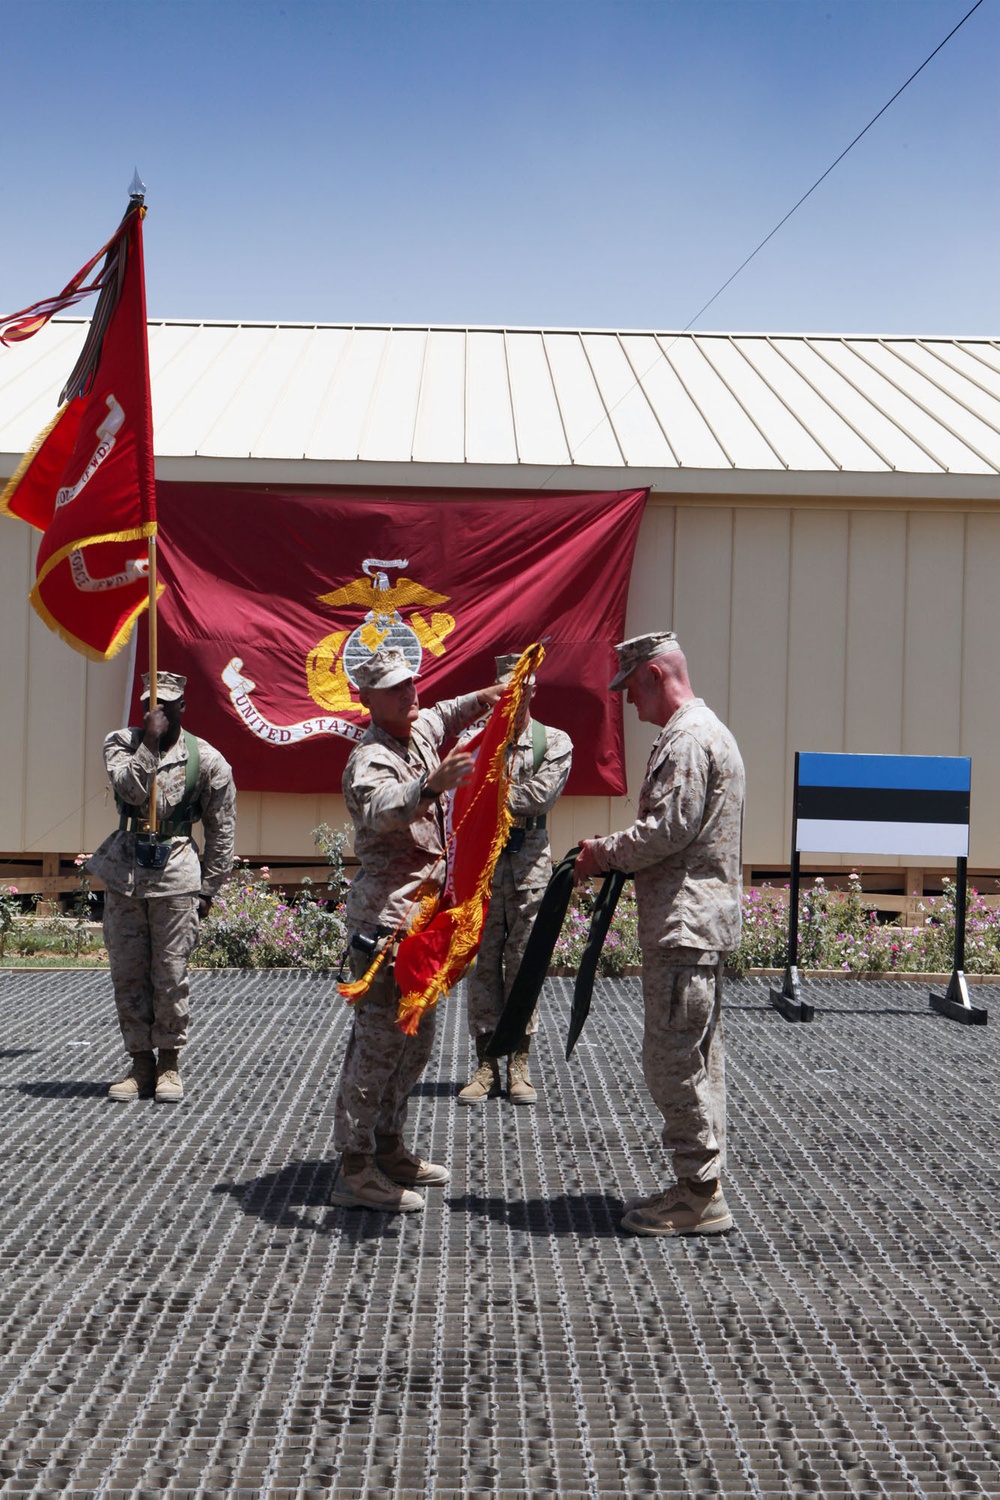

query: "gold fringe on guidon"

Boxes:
[394, 893, 484, 1035]
[27, 521, 162, 662]
[0, 404, 70, 516]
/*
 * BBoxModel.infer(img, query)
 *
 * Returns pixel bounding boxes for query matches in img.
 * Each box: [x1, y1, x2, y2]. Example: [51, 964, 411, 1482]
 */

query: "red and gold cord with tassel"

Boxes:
[337, 882, 440, 1004]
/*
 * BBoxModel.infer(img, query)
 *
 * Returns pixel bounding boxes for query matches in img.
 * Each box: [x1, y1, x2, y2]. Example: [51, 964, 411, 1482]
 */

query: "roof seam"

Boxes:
[766, 337, 895, 472]
[846, 339, 994, 475]
[615, 334, 681, 469]
[654, 336, 736, 470]
[731, 337, 842, 471]
[575, 334, 628, 469]
[913, 339, 1000, 417]
[39, 318, 1000, 342]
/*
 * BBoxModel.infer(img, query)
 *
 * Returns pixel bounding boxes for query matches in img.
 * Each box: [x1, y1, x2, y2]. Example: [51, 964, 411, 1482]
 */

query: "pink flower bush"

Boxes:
[552, 872, 1000, 978]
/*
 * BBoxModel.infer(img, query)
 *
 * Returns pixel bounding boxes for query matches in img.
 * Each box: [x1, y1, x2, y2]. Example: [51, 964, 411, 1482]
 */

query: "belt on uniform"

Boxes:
[504, 814, 546, 854]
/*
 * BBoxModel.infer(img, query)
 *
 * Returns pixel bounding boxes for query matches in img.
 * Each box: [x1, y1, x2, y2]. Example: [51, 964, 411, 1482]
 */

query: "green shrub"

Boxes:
[0, 887, 21, 959]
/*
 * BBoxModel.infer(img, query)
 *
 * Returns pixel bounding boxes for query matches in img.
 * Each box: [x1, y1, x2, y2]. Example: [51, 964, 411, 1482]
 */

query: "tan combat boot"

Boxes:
[507, 1037, 537, 1105]
[108, 1051, 156, 1102]
[375, 1133, 450, 1187]
[621, 1178, 732, 1237]
[457, 1035, 502, 1104]
[155, 1048, 184, 1103]
[622, 1187, 661, 1215]
[328, 1153, 425, 1212]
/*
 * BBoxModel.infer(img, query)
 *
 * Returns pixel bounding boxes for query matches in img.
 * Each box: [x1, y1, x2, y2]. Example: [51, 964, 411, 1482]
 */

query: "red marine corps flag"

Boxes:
[0, 187, 159, 659]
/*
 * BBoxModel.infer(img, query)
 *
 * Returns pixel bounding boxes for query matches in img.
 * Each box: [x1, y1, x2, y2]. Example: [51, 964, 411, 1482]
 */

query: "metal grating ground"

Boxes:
[0, 969, 999, 1498]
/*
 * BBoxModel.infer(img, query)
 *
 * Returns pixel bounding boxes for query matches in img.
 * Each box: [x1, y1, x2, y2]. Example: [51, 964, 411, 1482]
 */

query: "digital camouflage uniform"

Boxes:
[467, 719, 572, 1038]
[334, 692, 485, 1155]
[590, 699, 744, 1185]
[88, 729, 236, 1053]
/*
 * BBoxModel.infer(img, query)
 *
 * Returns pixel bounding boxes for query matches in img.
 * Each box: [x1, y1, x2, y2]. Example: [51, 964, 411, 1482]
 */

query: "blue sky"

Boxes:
[2, 0, 997, 334]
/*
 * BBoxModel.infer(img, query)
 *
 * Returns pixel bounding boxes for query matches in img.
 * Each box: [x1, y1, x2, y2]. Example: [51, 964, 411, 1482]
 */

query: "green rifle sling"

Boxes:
[531, 718, 547, 773]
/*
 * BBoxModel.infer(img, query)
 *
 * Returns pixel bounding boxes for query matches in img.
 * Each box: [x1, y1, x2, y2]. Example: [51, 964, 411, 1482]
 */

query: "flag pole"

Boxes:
[146, 532, 159, 835]
[127, 169, 160, 838]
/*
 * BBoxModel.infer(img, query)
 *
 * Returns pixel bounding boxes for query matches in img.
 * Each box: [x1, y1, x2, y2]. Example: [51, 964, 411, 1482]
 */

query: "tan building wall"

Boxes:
[613, 495, 1000, 882]
[2, 491, 998, 891]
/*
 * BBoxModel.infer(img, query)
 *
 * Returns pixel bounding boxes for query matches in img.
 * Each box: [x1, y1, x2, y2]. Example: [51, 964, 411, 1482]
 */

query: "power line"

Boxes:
[681, 0, 986, 334]
[537, 0, 987, 488]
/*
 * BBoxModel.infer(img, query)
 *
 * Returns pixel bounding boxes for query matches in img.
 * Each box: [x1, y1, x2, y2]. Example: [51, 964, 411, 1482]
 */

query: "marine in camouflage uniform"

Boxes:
[575, 632, 744, 1237]
[329, 647, 503, 1214]
[460, 654, 573, 1105]
[88, 671, 236, 1104]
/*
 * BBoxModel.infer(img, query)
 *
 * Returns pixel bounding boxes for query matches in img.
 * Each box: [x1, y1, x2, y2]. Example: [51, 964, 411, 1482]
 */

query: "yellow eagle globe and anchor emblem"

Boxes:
[306, 558, 456, 714]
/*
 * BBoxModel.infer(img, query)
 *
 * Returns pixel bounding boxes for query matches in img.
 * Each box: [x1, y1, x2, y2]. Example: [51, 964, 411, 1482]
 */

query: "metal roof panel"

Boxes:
[619, 334, 727, 468]
[149, 322, 249, 452]
[773, 338, 939, 473]
[250, 325, 351, 458]
[744, 337, 878, 472]
[188, 325, 298, 459]
[581, 333, 677, 468]
[865, 341, 1000, 472]
[411, 329, 465, 464]
[830, 339, 994, 474]
[464, 330, 517, 465]
[543, 333, 624, 468]
[2, 321, 999, 488]
[713, 337, 838, 471]
[672, 338, 785, 470]
[0, 321, 87, 436]
[305, 327, 387, 461]
[358, 328, 427, 464]
[505, 331, 571, 467]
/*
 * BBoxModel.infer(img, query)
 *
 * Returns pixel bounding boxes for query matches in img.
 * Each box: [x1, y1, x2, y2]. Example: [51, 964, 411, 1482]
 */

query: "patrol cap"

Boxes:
[608, 631, 681, 691]
[494, 653, 520, 683]
[353, 646, 418, 693]
[495, 651, 539, 687]
[140, 670, 187, 703]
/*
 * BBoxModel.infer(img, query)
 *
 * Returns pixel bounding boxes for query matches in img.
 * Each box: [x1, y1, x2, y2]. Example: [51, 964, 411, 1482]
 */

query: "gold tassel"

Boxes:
[337, 944, 391, 1003]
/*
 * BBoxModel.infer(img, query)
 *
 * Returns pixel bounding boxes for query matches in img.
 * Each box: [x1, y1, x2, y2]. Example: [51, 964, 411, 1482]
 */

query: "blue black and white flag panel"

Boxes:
[795, 753, 970, 858]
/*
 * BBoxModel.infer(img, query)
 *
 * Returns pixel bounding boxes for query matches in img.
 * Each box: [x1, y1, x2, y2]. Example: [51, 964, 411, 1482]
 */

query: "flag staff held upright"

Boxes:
[126, 170, 163, 841]
[145, 529, 160, 837]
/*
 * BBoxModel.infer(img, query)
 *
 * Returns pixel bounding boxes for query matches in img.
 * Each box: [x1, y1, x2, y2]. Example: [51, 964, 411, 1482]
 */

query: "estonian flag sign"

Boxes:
[795, 753, 971, 860]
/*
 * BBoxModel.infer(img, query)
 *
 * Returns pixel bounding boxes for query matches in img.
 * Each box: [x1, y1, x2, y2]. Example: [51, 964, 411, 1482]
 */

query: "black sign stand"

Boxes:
[928, 857, 988, 1024]
[769, 754, 814, 1022]
[770, 752, 987, 1027]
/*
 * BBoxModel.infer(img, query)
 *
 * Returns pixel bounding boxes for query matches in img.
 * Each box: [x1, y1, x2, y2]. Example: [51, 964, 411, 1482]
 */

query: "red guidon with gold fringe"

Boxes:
[338, 642, 543, 1034]
[0, 202, 159, 660]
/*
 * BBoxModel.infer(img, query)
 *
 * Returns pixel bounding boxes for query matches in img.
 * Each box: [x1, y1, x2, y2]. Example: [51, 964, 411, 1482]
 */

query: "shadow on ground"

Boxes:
[17, 1079, 110, 1099]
